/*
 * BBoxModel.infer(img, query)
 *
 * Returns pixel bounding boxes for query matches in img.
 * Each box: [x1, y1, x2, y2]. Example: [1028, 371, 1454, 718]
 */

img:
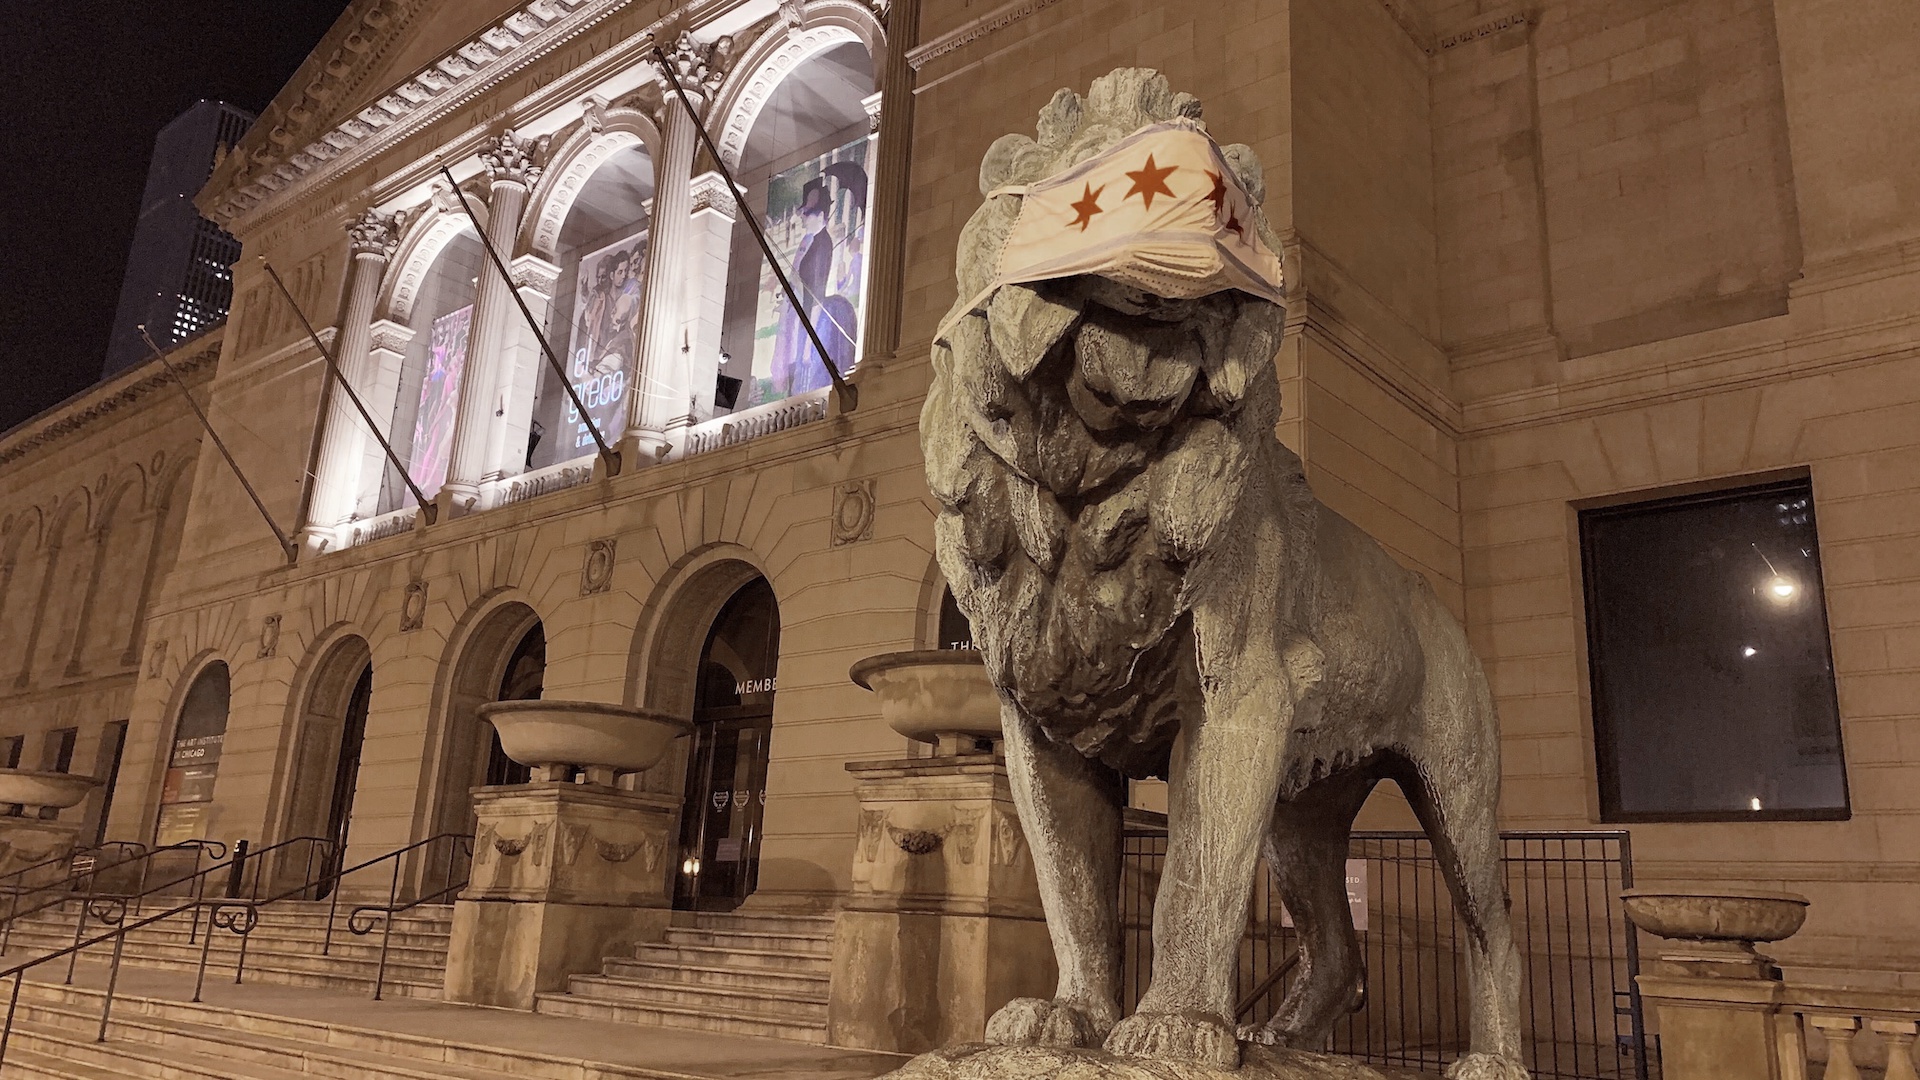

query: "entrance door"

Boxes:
[674, 578, 779, 912]
[316, 666, 372, 900]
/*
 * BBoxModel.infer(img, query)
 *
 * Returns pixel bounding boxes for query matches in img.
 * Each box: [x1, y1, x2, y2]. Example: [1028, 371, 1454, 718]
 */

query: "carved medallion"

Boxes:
[400, 578, 428, 632]
[581, 538, 616, 595]
[257, 614, 282, 659]
[832, 478, 876, 546]
[146, 641, 167, 679]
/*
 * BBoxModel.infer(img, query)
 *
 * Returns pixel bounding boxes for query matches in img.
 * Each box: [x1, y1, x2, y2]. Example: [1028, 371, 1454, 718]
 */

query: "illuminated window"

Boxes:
[1579, 477, 1848, 822]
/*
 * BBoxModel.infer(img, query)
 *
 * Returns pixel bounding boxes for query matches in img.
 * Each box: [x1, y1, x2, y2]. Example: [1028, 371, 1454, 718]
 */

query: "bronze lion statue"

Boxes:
[922, 69, 1527, 1079]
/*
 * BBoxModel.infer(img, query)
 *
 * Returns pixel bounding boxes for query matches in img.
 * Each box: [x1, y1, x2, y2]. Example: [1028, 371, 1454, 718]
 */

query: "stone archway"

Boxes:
[282, 635, 373, 895]
[430, 601, 543, 841]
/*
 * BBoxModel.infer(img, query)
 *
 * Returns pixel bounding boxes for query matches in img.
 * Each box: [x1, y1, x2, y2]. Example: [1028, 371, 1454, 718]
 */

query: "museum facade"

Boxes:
[1, 0, 1916, 1015]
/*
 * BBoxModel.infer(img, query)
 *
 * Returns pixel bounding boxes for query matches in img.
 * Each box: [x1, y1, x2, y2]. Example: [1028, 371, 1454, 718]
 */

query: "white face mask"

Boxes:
[939, 119, 1286, 345]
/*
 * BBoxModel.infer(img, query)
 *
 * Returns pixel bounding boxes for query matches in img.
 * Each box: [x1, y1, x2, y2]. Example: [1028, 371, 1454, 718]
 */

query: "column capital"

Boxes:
[348, 209, 405, 259]
[688, 172, 738, 220]
[651, 31, 734, 99]
[862, 91, 884, 134]
[480, 129, 551, 189]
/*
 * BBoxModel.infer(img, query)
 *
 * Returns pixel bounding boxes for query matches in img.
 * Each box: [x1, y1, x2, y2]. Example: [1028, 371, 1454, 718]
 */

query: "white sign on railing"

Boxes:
[1278, 859, 1368, 932]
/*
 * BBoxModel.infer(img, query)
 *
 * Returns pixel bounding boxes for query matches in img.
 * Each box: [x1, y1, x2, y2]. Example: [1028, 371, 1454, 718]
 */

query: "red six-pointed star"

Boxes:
[1204, 170, 1228, 217]
[1068, 182, 1106, 231]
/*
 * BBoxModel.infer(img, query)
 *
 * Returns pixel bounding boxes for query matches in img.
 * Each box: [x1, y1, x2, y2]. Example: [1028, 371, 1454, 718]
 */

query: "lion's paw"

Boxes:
[1445, 1052, 1531, 1080]
[1103, 1011, 1240, 1067]
[985, 997, 1110, 1048]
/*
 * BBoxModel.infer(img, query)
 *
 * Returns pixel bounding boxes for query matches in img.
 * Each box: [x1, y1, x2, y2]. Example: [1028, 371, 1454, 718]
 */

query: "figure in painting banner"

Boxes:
[563, 233, 646, 452]
[750, 139, 869, 408]
[410, 304, 472, 496]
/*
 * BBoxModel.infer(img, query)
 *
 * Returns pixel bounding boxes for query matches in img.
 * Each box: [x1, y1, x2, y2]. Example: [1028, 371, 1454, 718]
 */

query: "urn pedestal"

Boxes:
[443, 782, 679, 1010]
[1623, 887, 1810, 1080]
[827, 753, 1054, 1054]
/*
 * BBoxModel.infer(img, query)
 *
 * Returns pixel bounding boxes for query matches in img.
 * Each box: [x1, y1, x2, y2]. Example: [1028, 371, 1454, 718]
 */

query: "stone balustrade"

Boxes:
[1779, 986, 1920, 1080]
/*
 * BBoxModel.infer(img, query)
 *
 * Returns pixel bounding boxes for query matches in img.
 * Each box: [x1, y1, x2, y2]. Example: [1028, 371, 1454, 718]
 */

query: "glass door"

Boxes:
[674, 578, 780, 912]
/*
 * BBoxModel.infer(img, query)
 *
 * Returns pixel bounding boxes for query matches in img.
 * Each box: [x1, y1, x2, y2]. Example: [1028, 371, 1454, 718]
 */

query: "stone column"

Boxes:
[625, 33, 730, 459]
[355, 320, 416, 519]
[13, 538, 62, 690]
[499, 254, 560, 470]
[858, 0, 920, 370]
[683, 171, 737, 427]
[301, 210, 403, 549]
[827, 753, 1054, 1054]
[59, 525, 113, 677]
[442, 131, 546, 514]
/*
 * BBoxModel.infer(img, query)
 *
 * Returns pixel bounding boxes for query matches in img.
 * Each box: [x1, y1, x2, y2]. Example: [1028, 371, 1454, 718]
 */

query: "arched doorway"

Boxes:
[674, 577, 780, 911]
[484, 622, 545, 786]
[156, 661, 230, 845]
[432, 603, 544, 840]
[284, 637, 374, 897]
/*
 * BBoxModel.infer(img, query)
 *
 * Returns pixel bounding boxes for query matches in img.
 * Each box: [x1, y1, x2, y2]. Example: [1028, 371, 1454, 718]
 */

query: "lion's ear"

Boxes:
[1220, 143, 1267, 205]
[979, 133, 1039, 196]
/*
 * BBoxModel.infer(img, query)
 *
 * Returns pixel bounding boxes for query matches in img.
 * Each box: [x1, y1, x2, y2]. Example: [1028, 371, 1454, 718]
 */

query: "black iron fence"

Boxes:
[1121, 821, 1656, 1080]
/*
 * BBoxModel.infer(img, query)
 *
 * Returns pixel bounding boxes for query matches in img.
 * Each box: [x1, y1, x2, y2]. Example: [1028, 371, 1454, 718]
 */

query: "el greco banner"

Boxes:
[562, 231, 646, 453]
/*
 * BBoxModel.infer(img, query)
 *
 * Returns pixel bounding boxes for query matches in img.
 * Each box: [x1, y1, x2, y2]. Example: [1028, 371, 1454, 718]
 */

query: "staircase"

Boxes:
[2, 900, 453, 999]
[0, 977, 652, 1080]
[534, 912, 836, 1042]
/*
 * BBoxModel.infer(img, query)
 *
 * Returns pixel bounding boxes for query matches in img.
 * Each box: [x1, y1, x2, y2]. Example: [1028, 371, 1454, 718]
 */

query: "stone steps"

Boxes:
[1, 901, 453, 1000]
[0, 978, 711, 1080]
[531, 913, 837, 1044]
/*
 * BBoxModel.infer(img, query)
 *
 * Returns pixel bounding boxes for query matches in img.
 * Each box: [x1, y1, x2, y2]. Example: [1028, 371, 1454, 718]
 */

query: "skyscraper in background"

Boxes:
[100, 100, 254, 378]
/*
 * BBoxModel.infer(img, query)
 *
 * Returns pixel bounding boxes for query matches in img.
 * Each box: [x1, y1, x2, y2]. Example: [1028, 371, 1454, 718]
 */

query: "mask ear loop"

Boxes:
[935, 186, 1031, 347]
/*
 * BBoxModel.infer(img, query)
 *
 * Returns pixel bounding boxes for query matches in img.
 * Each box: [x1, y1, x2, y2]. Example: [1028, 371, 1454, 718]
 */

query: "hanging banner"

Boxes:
[746, 136, 871, 408]
[408, 304, 473, 495]
[563, 232, 645, 453]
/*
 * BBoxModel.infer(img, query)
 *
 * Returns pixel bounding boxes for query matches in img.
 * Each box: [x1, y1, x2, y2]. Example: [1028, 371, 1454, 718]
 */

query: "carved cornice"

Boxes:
[1435, 10, 1532, 51]
[200, 0, 603, 228]
[907, 0, 1067, 70]
[0, 339, 222, 469]
[688, 171, 738, 217]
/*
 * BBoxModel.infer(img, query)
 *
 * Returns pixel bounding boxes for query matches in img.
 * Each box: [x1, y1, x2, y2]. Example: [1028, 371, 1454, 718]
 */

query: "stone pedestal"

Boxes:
[444, 782, 676, 1010]
[0, 816, 83, 888]
[828, 754, 1055, 1055]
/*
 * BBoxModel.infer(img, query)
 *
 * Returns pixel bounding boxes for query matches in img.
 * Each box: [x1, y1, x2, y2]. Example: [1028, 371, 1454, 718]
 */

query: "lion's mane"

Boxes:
[923, 69, 1291, 778]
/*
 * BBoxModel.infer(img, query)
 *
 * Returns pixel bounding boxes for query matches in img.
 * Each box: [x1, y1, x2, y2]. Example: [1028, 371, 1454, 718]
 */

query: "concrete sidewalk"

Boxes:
[19, 952, 907, 1080]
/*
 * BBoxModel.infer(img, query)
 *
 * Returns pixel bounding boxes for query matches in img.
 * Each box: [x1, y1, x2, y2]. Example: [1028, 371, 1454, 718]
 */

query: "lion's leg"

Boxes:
[1104, 667, 1289, 1067]
[1400, 670, 1530, 1080]
[985, 699, 1124, 1049]
[1249, 768, 1376, 1049]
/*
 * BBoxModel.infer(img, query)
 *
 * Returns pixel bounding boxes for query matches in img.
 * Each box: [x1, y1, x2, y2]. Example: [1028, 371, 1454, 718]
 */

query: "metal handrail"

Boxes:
[0, 841, 145, 899]
[53, 836, 331, 987]
[0, 840, 228, 955]
[323, 832, 472, 1001]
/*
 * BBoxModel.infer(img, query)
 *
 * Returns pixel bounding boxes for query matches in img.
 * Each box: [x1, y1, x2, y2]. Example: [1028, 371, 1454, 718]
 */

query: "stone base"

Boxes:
[444, 898, 670, 1010]
[877, 1044, 1434, 1080]
[441, 781, 679, 1010]
[828, 910, 1055, 1053]
[0, 817, 82, 888]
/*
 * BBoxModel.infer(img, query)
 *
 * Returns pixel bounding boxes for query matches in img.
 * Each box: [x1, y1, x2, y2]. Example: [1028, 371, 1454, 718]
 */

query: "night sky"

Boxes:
[0, 2, 354, 434]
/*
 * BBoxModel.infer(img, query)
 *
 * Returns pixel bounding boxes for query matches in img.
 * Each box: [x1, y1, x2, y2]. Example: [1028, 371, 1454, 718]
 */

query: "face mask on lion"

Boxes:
[919, 68, 1528, 1080]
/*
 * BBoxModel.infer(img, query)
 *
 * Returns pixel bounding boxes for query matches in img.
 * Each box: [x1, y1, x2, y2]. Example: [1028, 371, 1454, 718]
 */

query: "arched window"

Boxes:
[528, 146, 656, 470]
[378, 231, 482, 513]
[938, 588, 975, 651]
[483, 622, 545, 786]
[157, 661, 230, 844]
[715, 43, 876, 417]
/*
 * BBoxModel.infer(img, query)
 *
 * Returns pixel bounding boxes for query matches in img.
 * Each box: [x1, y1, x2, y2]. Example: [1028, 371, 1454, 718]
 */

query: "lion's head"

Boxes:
[923, 69, 1289, 776]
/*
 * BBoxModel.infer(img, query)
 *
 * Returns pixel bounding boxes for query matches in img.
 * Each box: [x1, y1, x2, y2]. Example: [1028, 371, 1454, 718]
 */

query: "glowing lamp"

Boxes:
[1765, 576, 1797, 602]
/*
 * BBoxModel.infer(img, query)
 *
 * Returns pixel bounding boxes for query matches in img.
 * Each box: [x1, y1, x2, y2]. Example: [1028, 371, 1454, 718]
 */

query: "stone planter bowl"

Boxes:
[850, 649, 1001, 753]
[1621, 887, 1810, 944]
[0, 770, 100, 813]
[478, 701, 692, 779]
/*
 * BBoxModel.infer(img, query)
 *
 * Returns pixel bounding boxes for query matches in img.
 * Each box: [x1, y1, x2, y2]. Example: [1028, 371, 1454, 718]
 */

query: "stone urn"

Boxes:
[850, 649, 1002, 755]
[1622, 887, 1809, 976]
[0, 770, 100, 884]
[0, 769, 100, 815]
[477, 700, 692, 785]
